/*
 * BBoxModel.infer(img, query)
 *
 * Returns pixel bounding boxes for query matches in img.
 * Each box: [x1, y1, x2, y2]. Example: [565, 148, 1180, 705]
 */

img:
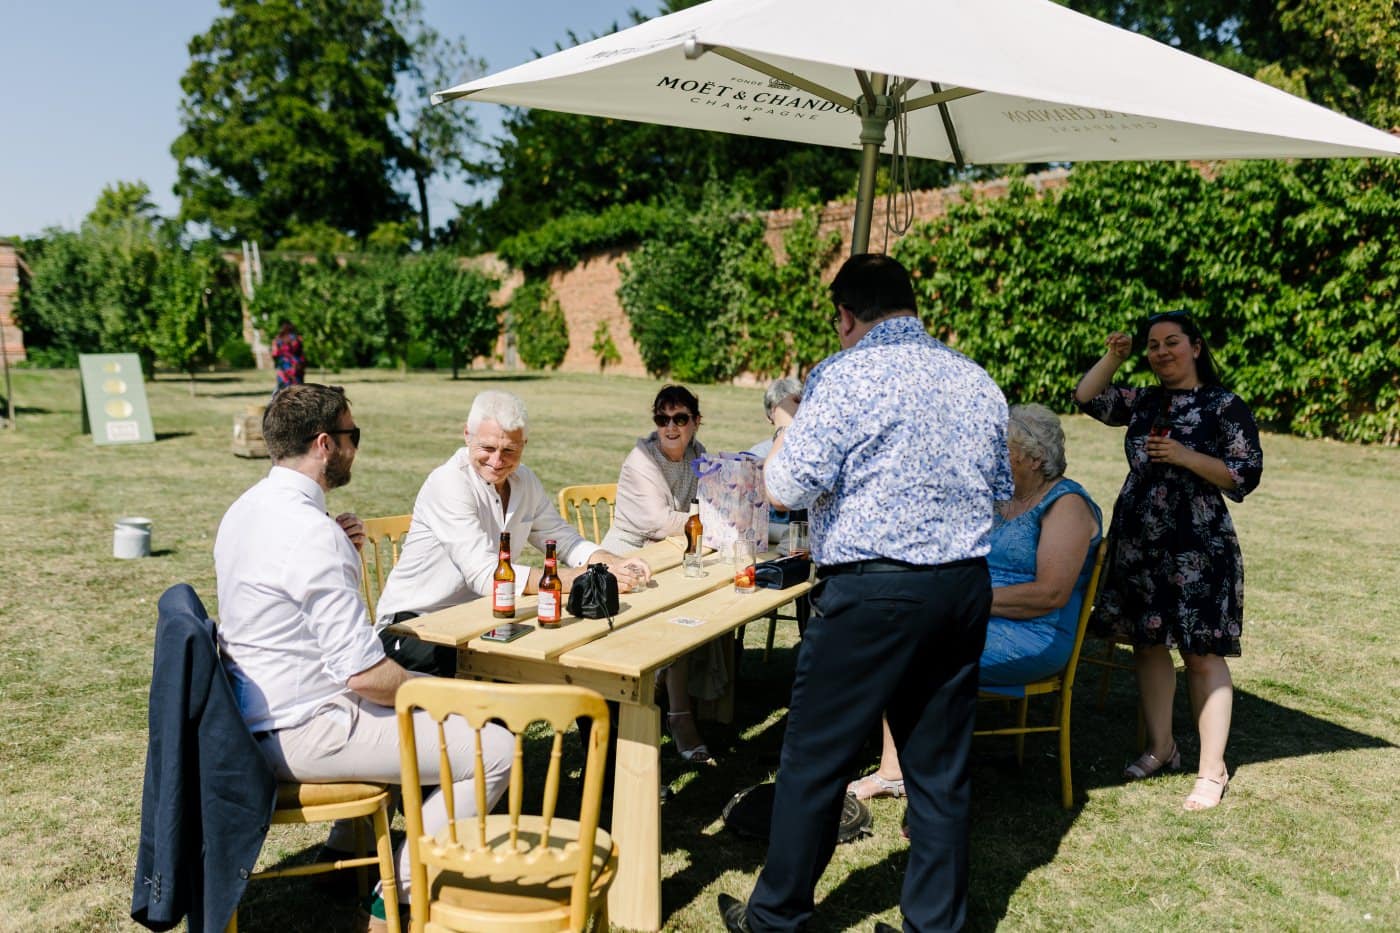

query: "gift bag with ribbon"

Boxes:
[692, 451, 768, 556]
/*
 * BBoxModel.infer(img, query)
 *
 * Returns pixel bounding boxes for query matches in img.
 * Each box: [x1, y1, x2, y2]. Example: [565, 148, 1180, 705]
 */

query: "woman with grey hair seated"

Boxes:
[847, 403, 1103, 800]
[749, 377, 805, 544]
[748, 376, 804, 459]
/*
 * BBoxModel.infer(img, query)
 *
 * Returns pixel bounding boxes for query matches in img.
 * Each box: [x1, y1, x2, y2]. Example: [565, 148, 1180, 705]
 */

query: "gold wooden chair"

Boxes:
[228, 783, 401, 932]
[396, 679, 617, 933]
[360, 514, 413, 621]
[973, 539, 1108, 809]
[1075, 539, 1186, 748]
[557, 484, 617, 544]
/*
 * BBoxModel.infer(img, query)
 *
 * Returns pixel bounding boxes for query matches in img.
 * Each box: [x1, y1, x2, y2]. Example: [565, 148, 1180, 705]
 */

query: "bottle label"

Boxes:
[538, 591, 558, 621]
[493, 580, 515, 612]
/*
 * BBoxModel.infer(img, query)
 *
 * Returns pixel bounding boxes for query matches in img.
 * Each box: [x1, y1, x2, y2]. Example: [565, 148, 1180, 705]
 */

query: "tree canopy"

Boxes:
[172, 0, 416, 245]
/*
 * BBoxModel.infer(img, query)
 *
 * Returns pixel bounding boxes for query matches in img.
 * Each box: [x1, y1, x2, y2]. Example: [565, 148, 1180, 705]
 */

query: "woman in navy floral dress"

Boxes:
[1074, 311, 1262, 811]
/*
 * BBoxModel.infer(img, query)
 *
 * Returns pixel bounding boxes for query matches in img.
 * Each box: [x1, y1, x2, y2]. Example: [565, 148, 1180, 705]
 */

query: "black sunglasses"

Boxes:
[307, 426, 361, 448]
[653, 412, 693, 428]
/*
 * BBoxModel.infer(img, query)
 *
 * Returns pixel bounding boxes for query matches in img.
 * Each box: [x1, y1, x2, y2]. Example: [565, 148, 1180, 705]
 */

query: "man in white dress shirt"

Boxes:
[214, 383, 513, 921]
[375, 390, 650, 673]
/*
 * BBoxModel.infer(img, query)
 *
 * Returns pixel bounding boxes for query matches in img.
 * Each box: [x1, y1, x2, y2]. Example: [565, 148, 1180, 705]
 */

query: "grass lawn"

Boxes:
[1, 366, 1396, 932]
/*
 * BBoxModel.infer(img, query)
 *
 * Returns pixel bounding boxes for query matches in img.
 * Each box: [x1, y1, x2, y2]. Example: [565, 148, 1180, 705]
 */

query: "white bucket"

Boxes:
[114, 516, 153, 559]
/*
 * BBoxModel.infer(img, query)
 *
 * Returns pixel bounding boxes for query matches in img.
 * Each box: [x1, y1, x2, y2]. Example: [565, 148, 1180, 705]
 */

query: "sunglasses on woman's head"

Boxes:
[1146, 309, 1192, 326]
[653, 412, 693, 428]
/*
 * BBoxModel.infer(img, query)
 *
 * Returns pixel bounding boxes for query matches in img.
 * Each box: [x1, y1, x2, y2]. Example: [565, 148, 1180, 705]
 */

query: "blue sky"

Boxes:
[0, 0, 662, 238]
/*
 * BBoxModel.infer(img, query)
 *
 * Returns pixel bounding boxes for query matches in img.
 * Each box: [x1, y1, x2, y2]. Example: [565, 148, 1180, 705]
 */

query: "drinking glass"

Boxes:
[786, 521, 810, 559]
[683, 551, 706, 578]
[733, 540, 757, 594]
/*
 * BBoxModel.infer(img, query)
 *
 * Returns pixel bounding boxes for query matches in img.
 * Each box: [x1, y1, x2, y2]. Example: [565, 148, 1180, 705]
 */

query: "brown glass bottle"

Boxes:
[684, 498, 703, 556]
[492, 532, 516, 619]
[537, 539, 562, 627]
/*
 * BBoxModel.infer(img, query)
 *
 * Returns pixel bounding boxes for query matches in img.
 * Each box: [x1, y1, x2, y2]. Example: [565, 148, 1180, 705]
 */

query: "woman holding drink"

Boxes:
[1073, 310, 1262, 810]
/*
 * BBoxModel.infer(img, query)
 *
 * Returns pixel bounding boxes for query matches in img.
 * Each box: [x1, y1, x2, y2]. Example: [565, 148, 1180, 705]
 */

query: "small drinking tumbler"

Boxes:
[683, 550, 705, 578]
[786, 521, 810, 559]
[733, 540, 757, 594]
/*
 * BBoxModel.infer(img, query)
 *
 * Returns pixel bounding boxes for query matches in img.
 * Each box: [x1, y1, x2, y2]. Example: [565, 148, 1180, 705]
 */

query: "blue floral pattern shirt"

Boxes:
[765, 316, 1012, 566]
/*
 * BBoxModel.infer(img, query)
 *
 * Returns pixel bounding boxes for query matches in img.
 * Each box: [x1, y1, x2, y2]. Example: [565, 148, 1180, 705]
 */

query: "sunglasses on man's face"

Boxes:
[306, 426, 361, 448]
[653, 412, 693, 428]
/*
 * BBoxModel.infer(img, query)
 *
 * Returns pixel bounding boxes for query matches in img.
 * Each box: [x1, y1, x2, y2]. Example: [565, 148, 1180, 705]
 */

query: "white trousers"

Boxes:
[258, 691, 514, 901]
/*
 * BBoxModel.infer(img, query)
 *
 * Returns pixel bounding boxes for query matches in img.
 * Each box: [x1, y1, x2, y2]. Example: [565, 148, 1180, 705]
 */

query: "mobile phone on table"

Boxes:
[481, 622, 533, 643]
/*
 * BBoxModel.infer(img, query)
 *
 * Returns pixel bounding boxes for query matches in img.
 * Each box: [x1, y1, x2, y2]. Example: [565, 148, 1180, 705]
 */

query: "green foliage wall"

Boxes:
[892, 159, 1400, 444]
[618, 191, 764, 383]
[18, 228, 240, 374]
[509, 280, 570, 371]
[397, 251, 499, 378]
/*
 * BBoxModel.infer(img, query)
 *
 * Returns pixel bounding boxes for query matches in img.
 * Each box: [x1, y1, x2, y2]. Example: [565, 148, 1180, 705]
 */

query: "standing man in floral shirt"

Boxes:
[720, 254, 1012, 933]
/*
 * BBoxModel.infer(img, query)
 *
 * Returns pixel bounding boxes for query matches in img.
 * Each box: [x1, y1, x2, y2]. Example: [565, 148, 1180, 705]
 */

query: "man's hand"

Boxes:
[335, 512, 366, 551]
[346, 656, 418, 707]
[586, 551, 653, 593]
[611, 557, 653, 592]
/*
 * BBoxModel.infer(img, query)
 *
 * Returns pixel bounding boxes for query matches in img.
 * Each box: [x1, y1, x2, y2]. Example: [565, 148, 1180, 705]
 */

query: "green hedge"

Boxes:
[892, 159, 1400, 444]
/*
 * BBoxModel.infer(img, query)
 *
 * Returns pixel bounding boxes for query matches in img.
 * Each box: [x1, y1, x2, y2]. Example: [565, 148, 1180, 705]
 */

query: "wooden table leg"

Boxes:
[609, 698, 662, 931]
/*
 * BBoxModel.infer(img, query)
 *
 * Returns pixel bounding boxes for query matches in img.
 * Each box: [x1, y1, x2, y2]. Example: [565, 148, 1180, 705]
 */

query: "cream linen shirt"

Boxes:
[214, 466, 386, 733]
[375, 450, 598, 626]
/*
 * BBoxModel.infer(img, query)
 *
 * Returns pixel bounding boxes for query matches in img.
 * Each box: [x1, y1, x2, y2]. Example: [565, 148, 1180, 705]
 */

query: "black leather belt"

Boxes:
[816, 556, 982, 579]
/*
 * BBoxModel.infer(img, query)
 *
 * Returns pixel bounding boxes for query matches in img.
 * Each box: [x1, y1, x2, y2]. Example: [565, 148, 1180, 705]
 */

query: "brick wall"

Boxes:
[0, 240, 27, 363]
[499, 169, 1069, 378]
[216, 170, 1070, 380]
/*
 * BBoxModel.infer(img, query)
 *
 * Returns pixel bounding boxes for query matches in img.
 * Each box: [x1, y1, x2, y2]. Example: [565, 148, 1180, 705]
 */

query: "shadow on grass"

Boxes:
[206, 389, 276, 399]
[155, 431, 194, 441]
[219, 647, 1395, 932]
[446, 372, 548, 383]
[654, 642, 1396, 931]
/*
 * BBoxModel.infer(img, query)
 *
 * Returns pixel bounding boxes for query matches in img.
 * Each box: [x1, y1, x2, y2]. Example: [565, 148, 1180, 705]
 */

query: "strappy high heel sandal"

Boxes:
[846, 773, 906, 800]
[1183, 771, 1229, 810]
[1122, 743, 1181, 781]
[666, 711, 714, 765]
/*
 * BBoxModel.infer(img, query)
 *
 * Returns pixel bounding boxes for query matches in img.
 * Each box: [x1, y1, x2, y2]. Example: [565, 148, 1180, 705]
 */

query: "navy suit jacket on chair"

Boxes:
[131, 583, 277, 932]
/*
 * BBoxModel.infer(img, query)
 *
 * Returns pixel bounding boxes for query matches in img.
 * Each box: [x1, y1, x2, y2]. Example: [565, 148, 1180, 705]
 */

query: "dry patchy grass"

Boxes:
[1, 367, 1396, 931]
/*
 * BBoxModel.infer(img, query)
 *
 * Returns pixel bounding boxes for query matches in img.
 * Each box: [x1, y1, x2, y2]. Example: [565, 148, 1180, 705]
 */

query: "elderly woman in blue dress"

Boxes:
[847, 404, 1102, 800]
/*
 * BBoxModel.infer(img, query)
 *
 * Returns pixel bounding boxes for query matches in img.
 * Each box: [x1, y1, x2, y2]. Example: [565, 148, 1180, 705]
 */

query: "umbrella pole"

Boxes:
[852, 74, 891, 255]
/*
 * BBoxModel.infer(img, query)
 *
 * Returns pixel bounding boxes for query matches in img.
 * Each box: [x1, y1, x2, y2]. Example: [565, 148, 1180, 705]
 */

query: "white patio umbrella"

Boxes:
[437, 0, 1400, 254]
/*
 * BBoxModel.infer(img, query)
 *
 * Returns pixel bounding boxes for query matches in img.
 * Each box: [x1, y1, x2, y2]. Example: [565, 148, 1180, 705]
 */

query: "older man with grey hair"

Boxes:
[375, 389, 650, 674]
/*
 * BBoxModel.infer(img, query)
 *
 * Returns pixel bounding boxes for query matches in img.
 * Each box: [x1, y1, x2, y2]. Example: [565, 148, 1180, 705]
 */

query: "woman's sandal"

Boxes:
[1183, 772, 1229, 811]
[666, 711, 714, 765]
[846, 772, 907, 800]
[1122, 743, 1181, 781]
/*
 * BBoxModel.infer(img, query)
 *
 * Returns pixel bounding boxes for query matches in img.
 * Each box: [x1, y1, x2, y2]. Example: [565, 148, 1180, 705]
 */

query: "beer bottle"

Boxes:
[1149, 392, 1172, 439]
[684, 498, 703, 556]
[492, 532, 516, 619]
[538, 539, 562, 627]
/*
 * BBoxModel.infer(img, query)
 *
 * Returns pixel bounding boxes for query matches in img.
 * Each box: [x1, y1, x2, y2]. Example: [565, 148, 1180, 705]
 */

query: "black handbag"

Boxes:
[754, 555, 812, 590]
[566, 563, 620, 627]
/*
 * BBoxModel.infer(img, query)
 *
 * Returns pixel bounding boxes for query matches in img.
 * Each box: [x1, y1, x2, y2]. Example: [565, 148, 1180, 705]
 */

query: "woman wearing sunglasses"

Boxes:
[1074, 310, 1262, 811]
[601, 384, 716, 762]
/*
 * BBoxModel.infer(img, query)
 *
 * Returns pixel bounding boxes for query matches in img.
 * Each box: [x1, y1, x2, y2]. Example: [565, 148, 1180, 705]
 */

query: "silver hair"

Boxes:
[467, 390, 529, 436]
[763, 377, 804, 419]
[1008, 403, 1066, 480]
